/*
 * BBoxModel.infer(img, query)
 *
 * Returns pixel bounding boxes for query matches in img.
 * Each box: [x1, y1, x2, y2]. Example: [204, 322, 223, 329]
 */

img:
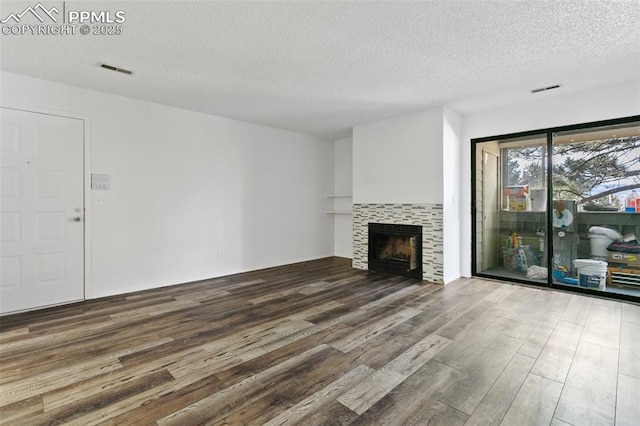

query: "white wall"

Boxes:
[1, 72, 335, 298]
[333, 137, 353, 258]
[442, 107, 462, 283]
[352, 106, 461, 283]
[460, 80, 640, 277]
[353, 108, 444, 204]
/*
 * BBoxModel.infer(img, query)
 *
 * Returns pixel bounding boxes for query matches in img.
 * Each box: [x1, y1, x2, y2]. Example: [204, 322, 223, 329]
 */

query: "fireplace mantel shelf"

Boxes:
[325, 194, 352, 198]
[325, 210, 352, 214]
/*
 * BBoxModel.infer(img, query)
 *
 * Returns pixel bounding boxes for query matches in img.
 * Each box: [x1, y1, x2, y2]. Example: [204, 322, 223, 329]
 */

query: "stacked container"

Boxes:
[626, 190, 640, 212]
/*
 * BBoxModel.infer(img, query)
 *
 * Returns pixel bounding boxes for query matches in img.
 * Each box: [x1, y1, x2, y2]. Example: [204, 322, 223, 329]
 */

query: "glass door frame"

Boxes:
[471, 114, 640, 303]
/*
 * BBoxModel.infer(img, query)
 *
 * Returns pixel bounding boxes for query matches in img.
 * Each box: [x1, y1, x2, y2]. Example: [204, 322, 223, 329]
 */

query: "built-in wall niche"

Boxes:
[324, 194, 352, 214]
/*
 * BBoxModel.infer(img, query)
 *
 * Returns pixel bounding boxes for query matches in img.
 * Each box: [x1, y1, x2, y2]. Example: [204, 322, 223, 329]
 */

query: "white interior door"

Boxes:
[1, 108, 84, 314]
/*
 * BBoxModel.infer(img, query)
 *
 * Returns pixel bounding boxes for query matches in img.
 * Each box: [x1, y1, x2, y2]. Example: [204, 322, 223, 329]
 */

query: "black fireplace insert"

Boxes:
[368, 223, 422, 279]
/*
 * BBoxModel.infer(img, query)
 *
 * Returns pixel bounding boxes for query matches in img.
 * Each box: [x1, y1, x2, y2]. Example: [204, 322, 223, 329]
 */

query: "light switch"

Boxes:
[91, 173, 111, 190]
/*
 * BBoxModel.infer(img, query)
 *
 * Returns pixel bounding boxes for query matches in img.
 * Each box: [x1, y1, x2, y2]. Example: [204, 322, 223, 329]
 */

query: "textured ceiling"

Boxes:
[1, 0, 639, 139]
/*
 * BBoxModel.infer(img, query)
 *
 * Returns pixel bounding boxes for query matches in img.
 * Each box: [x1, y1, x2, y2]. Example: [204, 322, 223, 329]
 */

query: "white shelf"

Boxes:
[325, 194, 352, 215]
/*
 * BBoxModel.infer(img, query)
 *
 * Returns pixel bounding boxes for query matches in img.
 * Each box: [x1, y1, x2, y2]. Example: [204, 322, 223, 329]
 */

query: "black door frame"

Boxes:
[471, 114, 640, 303]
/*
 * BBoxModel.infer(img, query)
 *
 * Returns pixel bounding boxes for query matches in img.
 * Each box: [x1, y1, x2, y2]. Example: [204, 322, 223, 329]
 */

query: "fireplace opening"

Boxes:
[368, 223, 422, 279]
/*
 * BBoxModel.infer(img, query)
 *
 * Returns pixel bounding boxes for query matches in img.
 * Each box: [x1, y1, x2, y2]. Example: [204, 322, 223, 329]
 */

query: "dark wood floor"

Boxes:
[1, 257, 638, 425]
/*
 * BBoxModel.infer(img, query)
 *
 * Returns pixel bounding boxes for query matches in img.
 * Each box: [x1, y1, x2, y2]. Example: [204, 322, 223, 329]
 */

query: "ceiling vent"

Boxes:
[100, 63, 133, 75]
[531, 84, 561, 94]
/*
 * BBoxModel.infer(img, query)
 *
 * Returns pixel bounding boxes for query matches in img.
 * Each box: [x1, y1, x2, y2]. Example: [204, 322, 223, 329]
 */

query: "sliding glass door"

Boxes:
[551, 122, 640, 297]
[473, 134, 548, 285]
[472, 116, 640, 301]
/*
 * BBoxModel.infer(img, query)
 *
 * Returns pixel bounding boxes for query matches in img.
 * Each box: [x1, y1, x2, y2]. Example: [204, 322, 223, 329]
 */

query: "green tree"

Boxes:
[506, 151, 521, 186]
[522, 162, 544, 189]
[505, 146, 543, 187]
[553, 136, 640, 203]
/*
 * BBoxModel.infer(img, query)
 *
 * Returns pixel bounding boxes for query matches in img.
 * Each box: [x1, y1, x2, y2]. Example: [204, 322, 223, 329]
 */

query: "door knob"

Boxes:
[72, 217, 82, 222]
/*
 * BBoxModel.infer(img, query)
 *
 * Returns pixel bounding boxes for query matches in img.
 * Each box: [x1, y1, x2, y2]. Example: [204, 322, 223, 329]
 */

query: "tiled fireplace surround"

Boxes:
[353, 203, 444, 283]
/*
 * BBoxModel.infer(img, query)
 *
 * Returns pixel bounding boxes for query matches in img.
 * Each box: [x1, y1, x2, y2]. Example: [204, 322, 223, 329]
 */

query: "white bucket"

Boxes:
[574, 259, 607, 290]
[530, 189, 547, 211]
[588, 233, 615, 259]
